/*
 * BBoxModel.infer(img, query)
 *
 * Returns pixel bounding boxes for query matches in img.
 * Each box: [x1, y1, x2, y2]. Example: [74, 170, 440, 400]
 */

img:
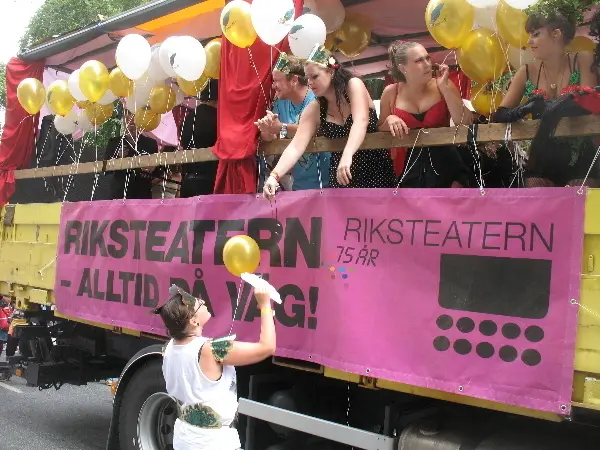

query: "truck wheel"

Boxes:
[118, 360, 176, 450]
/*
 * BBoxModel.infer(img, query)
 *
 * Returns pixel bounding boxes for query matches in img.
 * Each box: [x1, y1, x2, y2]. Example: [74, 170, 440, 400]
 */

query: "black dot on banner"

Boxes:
[433, 336, 450, 351]
[525, 326, 544, 343]
[499, 345, 518, 362]
[453, 339, 472, 355]
[436, 315, 453, 331]
[476, 342, 495, 359]
[479, 320, 497, 336]
[502, 323, 521, 339]
[456, 317, 475, 333]
[521, 349, 542, 366]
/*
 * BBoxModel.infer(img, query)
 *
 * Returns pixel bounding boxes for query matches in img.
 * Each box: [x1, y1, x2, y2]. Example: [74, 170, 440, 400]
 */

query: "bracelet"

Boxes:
[270, 170, 280, 183]
[261, 308, 275, 316]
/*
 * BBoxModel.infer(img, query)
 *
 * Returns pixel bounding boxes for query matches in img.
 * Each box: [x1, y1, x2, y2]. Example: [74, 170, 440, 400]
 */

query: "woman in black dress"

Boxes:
[263, 44, 396, 199]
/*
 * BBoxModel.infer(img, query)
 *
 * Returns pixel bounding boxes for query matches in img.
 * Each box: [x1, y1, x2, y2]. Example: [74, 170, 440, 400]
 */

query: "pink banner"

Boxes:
[55, 188, 585, 414]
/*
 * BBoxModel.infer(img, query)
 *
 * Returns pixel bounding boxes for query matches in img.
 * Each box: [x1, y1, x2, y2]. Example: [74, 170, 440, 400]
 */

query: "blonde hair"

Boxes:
[387, 41, 420, 82]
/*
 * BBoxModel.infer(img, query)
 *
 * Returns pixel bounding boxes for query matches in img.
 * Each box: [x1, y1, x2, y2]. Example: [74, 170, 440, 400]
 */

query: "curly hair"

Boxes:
[387, 41, 420, 82]
[286, 55, 308, 86]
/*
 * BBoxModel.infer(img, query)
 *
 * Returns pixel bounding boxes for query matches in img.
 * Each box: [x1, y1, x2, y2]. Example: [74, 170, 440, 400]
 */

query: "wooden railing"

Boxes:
[13, 115, 600, 180]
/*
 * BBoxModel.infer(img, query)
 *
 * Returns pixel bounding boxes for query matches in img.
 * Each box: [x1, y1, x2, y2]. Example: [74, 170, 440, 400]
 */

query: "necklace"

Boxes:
[542, 53, 568, 94]
[289, 87, 311, 124]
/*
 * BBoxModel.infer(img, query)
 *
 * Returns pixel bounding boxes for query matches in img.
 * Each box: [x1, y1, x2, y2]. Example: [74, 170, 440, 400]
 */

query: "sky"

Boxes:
[0, 0, 46, 126]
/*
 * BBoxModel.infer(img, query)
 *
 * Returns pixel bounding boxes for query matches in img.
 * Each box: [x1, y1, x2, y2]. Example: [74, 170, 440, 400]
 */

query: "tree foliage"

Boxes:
[19, 0, 151, 51]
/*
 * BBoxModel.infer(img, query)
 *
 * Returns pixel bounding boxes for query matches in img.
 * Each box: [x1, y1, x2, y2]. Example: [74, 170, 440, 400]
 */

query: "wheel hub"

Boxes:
[138, 392, 177, 450]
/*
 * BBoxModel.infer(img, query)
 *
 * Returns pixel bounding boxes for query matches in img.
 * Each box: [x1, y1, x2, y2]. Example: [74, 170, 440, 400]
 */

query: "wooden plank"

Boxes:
[14, 115, 600, 180]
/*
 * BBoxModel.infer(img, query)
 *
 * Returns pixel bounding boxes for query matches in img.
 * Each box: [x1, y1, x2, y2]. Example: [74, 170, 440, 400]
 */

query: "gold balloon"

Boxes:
[458, 29, 507, 84]
[149, 86, 176, 114]
[47, 80, 75, 117]
[134, 108, 161, 132]
[85, 103, 114, 126]
[109, 68, 134, 98]
[220, 0, 257, 49]
[567, 36, 595, 53]
[17, 78, 46, 115]
[471, 84, 504, 117]
[79, 60, 110, 103]
[426, 0, 474, 49]
[76, 100, 90, 109]
[177, 75, 209, 97]
[204, 38, 222, 79]
[223, 235, 261, 277]
[335, 13, 372, 58]
[496, 0, 529, 49]
[324, 33, 342, 52]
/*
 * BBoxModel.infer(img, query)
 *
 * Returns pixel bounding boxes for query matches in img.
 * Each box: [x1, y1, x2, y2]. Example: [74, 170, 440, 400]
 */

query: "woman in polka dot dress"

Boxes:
[263, 44, 396, 200]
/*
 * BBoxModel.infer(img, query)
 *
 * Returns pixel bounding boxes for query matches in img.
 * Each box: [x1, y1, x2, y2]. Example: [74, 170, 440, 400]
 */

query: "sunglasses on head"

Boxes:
[151, 285, 205, 315]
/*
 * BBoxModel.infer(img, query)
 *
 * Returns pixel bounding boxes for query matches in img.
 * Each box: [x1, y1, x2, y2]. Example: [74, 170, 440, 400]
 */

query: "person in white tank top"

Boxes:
[152, 284, 276, 450]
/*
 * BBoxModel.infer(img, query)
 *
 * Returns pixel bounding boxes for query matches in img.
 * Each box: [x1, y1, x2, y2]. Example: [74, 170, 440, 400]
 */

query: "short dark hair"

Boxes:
[284, 55, 308, 86]
[154, 294, 195, 340]
[525, 11, 576, 45]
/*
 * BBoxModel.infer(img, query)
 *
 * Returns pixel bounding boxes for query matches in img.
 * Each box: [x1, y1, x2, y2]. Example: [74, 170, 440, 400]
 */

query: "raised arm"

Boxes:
[263, 100, 320, 200]
[200, 288, 275, 377]
[336, 77, 372, 185]
[436, 65, 473, 126]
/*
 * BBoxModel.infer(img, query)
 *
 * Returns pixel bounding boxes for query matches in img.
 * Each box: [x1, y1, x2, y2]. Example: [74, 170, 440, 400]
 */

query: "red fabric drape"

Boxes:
[0, 57, 46, 207]
[213, 0, 305, 194]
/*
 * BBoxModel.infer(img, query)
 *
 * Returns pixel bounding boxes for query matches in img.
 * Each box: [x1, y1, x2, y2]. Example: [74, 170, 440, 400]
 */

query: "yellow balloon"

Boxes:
[149, 86, 176, 114]
[17, 78, 46, 115]
[471, 84, 504, 117]
[324, 33, 342, 52]
[134, 108, 161, 132]
[85, 103, 114, 126]
[496, 0, 529, 48]
[220, 0, 257, 49]
[47, 80, 75, 117]
[335, 13, 372, 58]
[204, 38, 222, 79]
[223, 235, 261, 277]
[177, 75, 209, 97]
[458, 29, 507, 84]
[426, 0, 474, 49]
[109, 68, 134, 98]
[567, 36, 595, 53]
[76, 100, 90, 109]
[79, 60, 110, 103]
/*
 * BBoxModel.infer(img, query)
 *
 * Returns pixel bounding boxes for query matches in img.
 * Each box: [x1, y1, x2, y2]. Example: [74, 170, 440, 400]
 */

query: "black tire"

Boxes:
[118, 359, 166, 450]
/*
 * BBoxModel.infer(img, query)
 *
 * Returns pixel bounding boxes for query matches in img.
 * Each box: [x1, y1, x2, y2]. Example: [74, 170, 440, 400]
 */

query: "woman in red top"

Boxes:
[0, 296, 12, 357]
[378, 41, 474, 188]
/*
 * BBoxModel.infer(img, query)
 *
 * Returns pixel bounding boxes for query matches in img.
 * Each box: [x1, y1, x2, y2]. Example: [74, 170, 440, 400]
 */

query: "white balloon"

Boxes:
[303, 0, 346, 33]
[466, 0, 498, 7]
[504, 0, 539, 9]
[172, 36, 207, 81]
[147, 45, 169, 81]
[54, 109, 79, 135]
[251, 0, 295, 46]
[76, 109, 92, 133]
[473, 4, 497, 30]
[68, 70, 87, 102]
[158, 36, 180, 78]
[507, 45, 534, 68]
[116, 34, 152, 81]
[288, 14, 327, 59]
[98, 89, 118, 105]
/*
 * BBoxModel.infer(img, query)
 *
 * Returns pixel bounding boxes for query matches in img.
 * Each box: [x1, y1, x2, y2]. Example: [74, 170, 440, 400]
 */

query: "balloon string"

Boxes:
[228, 278, 244, 337]
[248, 48, 268, 109]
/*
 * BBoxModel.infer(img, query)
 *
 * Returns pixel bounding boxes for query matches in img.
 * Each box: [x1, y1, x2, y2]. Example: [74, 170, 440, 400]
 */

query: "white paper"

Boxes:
[240, 273, 282, 304]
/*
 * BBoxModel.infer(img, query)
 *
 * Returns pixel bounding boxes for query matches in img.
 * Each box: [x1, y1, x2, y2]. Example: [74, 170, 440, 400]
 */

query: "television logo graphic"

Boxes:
[434, 254, 550, 367]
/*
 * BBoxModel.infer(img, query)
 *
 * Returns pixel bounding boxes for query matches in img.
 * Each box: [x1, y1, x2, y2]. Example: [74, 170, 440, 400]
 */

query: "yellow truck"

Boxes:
[2, 1, 600, 450]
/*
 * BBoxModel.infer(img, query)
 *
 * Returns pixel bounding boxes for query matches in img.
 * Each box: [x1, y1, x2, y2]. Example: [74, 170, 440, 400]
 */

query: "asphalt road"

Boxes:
[0, 360, 113, 450]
